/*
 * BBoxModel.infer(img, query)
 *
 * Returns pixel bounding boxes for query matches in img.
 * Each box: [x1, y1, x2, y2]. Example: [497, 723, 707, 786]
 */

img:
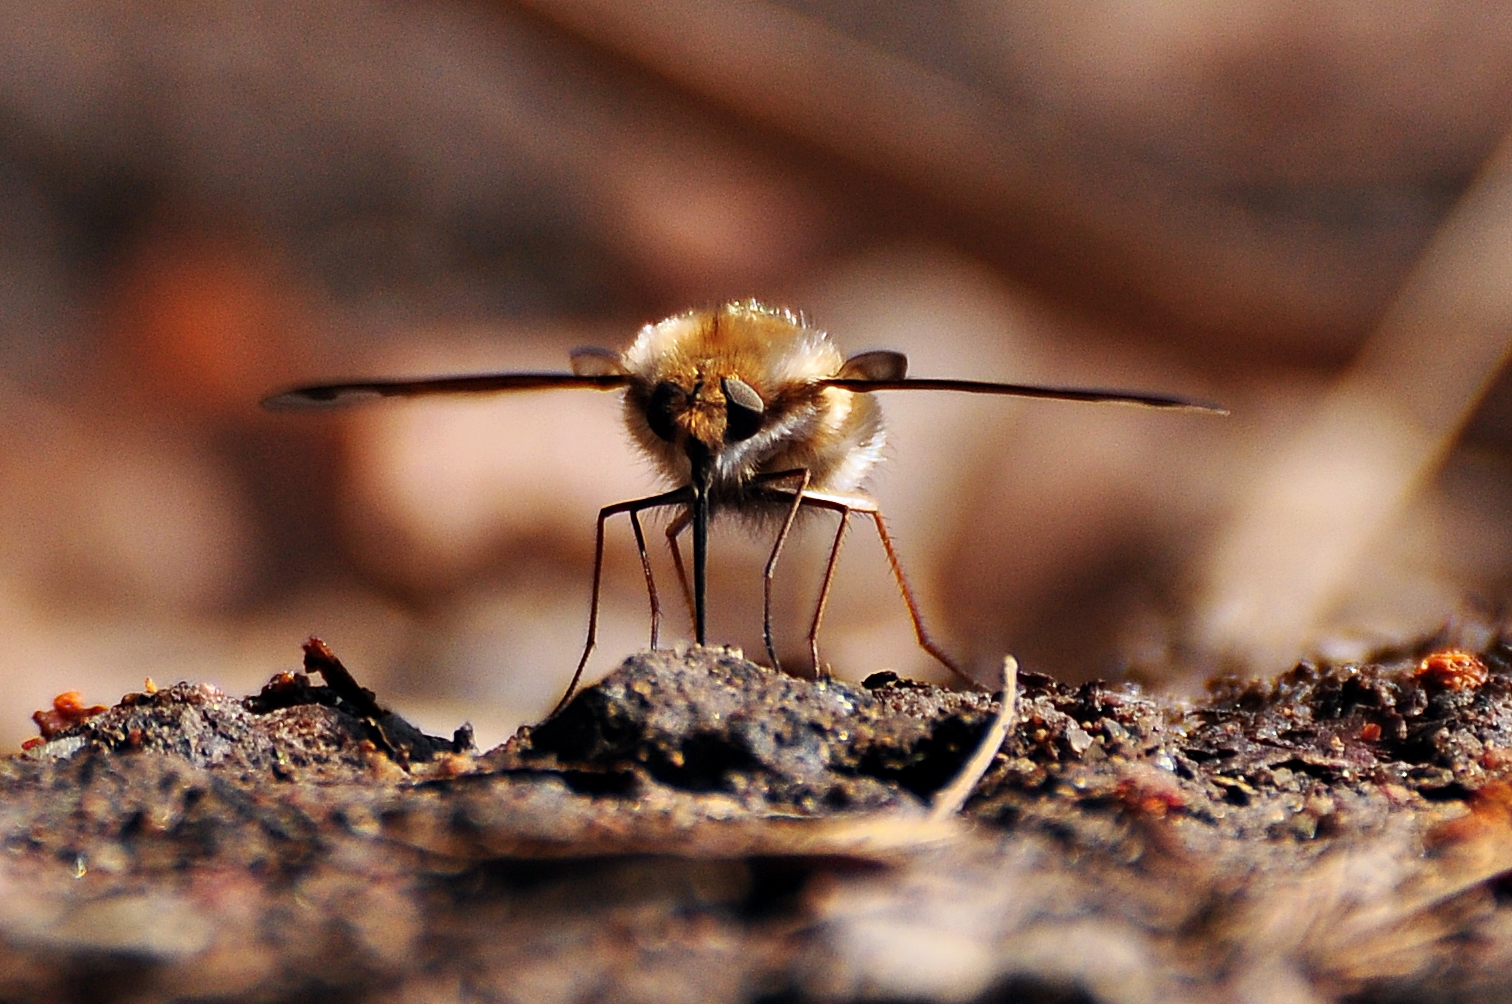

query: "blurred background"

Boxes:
[1, 0, 1511, 748]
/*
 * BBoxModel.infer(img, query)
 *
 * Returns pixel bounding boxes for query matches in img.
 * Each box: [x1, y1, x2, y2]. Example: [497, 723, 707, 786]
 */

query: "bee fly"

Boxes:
[265, 301, 1224, 713]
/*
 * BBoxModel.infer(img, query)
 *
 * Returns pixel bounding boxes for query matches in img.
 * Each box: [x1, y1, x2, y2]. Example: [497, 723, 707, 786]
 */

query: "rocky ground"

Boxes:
[4, 635, 1512, 1003]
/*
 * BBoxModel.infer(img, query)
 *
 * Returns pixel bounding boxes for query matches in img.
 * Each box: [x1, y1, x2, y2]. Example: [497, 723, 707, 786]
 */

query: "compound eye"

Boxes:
[646, 381, 683, 442]
[722, 376, 765, 442]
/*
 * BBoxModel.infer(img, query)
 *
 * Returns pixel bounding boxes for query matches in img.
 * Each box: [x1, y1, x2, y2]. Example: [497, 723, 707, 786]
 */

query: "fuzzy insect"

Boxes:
[265, 301, 1223, 712]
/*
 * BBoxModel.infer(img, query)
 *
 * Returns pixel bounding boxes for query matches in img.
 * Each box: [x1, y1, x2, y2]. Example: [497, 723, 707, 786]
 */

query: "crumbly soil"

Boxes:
[5, 637, 1512, 1003]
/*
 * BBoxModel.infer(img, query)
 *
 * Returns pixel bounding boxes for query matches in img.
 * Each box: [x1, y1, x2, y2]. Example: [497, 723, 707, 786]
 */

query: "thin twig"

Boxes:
[928, 655, 1018, 821]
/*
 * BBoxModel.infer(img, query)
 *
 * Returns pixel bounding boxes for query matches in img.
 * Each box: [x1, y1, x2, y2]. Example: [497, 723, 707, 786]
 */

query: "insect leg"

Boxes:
[753, 482, 852, 677]
[807, 507, 851, 677]
[628, 508, 660, 650]
[553, 486, 691, 716]
[664, 510, 695, 633]
[863, 505, 981, 690]
[753, 469, 811, 672]
[793, 488, 980, 690]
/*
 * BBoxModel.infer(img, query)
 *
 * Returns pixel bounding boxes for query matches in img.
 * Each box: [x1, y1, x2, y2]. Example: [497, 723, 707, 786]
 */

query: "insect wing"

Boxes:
[821, 376, 1226, 413]
[262, 372, 628, 410]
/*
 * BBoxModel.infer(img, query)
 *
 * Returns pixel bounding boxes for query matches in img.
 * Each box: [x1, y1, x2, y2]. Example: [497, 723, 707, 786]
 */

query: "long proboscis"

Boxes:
[261, 373, 629, 410]
[822, 377, 1227, 414]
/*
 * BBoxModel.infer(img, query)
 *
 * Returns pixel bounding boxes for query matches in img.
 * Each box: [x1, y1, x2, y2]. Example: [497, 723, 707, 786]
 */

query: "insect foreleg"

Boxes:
[627, 509, 660, 650]
[664, 511, 695, 635]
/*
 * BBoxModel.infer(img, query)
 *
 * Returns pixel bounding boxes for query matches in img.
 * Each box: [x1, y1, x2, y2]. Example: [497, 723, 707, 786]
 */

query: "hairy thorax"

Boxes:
[614, 302, 888, 501]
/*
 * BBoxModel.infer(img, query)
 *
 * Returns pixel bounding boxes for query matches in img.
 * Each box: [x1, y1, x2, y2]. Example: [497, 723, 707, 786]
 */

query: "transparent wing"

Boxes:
[820, 377, 1226, 414]
[262, 372, 629, 410]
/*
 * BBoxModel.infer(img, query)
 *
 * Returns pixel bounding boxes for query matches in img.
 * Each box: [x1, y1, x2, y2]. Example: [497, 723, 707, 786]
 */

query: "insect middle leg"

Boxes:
[750, 469, 812, 672]
[783, 487, 982, 690]
[806, 508, 851, 676]
[553, 486, 691, 716]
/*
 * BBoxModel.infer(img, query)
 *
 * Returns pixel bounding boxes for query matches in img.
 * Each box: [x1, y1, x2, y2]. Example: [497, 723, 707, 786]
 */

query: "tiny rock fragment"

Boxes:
[424, 752, 477, 778]
[1483, 746, 1512, 771]
[1414, 649, 1488, 691]
[31, 691, 109, 740]
[1113, 764, 1186, 818]
[1425, 780, 1512, 853]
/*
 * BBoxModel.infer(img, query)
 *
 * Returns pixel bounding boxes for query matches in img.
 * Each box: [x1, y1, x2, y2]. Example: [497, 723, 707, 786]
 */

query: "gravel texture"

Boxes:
[4, 638, 1512, 1002]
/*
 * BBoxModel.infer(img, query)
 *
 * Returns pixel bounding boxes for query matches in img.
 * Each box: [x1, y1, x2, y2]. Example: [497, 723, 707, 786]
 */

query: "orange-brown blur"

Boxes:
[2, 1, 1512, 749]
